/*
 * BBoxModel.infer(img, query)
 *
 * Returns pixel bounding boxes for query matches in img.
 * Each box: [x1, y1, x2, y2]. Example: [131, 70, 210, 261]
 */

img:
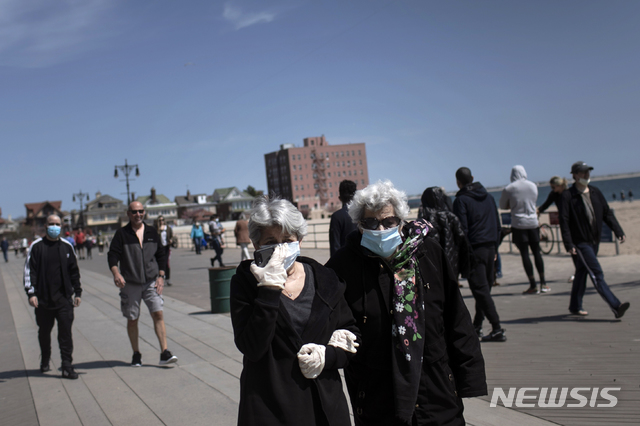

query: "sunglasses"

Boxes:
[360, 216, 401, 230]
[129, 210, 145, 215]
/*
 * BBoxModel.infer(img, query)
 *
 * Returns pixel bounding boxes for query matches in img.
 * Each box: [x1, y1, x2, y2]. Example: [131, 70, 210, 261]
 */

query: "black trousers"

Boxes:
[467, 244, 501, 330]
[35, 300, 74, 366]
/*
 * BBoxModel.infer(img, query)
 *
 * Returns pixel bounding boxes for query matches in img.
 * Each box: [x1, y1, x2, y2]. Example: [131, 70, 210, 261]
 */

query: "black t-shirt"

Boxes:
[42, 238, 65, 308]
[280, 264, 315, 338]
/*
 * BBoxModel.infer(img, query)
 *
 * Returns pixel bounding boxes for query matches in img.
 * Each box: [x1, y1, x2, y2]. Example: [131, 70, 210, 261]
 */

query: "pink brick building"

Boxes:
[264, 136, 369, 214]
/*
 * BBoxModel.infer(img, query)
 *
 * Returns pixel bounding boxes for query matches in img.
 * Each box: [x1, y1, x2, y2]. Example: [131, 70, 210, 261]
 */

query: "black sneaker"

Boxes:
[160, 349, 178, 365]
[523, 287, 539, 295]
[481, 328, 507, 342]
[614, 302, 630, 319]
[40, 362, 51, 373]
[131, 351, 142, 367]
[61, 365, 79, 380]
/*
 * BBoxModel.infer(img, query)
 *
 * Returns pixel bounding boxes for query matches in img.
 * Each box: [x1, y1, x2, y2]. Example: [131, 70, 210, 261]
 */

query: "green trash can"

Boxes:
[209, 266, 236, 313]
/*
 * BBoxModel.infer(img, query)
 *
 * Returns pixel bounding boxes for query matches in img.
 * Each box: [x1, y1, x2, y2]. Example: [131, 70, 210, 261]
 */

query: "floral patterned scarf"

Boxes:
[389, 219, 430, 423]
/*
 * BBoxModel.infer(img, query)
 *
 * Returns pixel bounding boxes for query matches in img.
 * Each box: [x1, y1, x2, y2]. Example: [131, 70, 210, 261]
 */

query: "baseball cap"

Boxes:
[570, 161, 594, 174]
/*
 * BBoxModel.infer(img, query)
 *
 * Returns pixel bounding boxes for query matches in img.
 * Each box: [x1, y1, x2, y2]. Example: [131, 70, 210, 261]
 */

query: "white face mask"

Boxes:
[283, 241, 300, 270]
[578, 178, 590, 186]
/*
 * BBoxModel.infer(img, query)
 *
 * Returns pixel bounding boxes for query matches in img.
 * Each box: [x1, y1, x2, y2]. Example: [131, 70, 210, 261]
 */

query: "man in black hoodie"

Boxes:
[453, 167, 506, 342]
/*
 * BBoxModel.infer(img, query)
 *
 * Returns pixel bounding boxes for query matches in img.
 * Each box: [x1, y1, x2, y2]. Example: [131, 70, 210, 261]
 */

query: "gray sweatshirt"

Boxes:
[499, 165, 539, 229]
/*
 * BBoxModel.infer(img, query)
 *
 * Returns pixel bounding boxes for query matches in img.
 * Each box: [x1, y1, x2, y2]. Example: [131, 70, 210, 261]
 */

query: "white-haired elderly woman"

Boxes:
[326, 180, 487, 426]
[230, 196, 360, 426]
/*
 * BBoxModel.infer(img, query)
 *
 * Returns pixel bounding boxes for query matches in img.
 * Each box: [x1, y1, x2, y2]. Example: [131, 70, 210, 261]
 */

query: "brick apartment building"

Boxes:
[264, 136, 369, 213]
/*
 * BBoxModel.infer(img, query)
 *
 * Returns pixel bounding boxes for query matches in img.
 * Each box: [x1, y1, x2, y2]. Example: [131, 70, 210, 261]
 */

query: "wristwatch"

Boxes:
[158, 275, 166, 279]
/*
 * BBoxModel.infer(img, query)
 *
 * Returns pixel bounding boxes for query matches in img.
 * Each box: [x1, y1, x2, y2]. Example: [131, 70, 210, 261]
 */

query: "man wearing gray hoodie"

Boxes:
[500, 165, 548, 294]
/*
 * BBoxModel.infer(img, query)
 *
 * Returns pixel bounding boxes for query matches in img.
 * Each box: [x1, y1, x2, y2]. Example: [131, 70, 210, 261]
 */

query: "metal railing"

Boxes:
[172, 221, 332, 250]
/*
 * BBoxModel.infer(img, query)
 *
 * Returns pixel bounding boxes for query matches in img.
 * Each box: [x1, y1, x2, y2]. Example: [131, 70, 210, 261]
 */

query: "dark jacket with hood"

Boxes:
[453, 182, 501, 248]
[107, 223, 167, 285]
[326, 229, 487, 425]
[419, 187, 472, 279]
[230, 256, 359, 426]
[559, 184, 624, 251]
[24, 237, 82, 305]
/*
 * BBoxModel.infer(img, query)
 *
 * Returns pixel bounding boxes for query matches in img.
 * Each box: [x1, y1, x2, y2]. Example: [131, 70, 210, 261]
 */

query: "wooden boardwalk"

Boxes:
[1, 245, 638, 425]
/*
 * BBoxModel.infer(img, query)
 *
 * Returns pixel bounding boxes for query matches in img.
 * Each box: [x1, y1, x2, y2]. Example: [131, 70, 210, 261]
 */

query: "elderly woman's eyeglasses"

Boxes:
[360, 216, 401, 230]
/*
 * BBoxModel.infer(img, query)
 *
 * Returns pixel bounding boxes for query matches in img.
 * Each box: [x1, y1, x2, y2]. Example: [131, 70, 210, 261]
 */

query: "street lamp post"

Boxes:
[72, 190, 90, 228]
[114, 159, 140, 204]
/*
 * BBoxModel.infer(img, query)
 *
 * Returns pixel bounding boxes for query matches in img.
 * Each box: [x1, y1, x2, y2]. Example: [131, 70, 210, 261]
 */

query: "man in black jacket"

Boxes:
[559, 161, 629, 318]
[108, 201, 177, 366]
[329, 180, 357, 256]
[24, 215, 81, 379]
[453, 167, 506, 342]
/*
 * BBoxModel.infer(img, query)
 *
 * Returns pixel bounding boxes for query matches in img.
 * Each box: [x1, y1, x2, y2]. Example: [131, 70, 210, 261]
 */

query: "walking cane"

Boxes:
[574, 247, 600, 292]
[573, 246, 615, 309]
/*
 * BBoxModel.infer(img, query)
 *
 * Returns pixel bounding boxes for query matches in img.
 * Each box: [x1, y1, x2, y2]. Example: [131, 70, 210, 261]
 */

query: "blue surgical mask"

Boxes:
[361, 227, 402, 258]
[46, 225, 61, 239]
[283, 241, 300, 270]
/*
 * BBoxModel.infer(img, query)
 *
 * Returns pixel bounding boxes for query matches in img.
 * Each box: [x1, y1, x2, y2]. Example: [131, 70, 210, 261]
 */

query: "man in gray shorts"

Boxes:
[108, 201, 178, 366]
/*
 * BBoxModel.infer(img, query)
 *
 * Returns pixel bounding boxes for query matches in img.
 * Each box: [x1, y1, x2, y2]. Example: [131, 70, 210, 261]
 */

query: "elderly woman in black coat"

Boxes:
[230, 196, 360, 426]
[326, 180, 487, 426]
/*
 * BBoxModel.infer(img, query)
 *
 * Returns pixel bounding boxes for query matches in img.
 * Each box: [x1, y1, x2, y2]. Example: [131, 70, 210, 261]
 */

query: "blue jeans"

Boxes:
[570, 243, 621, 312]
[193, 237, 202, 254]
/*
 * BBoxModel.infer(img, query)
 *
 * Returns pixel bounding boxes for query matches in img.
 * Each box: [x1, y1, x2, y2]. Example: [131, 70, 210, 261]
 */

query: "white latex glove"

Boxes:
[250, 245, 287, 290]
[327, 329, 359, 354]
[297, 343, 326, 379]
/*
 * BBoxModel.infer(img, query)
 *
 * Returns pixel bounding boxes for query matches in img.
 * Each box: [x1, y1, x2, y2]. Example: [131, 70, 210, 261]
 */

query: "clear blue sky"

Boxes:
[2, 0, 639, 219]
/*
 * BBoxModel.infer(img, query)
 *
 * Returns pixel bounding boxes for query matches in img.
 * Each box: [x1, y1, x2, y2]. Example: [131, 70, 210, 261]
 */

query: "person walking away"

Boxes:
[559, 162, 630, 318]
[108, 202, 178, 366]
[190, 221, 204, 255]
[24, 215, 82, 379]
[500, 165, 549, 294]
[620, 190, 625, 201]
[233, 213, 251, 262]
[209, 215, 225, 266]
[453, 167, 506, 342]
[418, 186, 472, 285]
[155, 216, 173, 286]
[629, 190, 634, 202]
[329, 180, 358, 256]
[1, 236, 9, 262]
[326, 180, 486, 425]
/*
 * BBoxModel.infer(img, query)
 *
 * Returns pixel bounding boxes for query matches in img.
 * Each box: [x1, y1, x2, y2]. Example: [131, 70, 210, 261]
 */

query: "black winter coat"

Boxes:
[453, 182, 501, 248]
[419, 187, 472, 279]
[559, 185, 624, 251]
[230, 257, 359, 426]
[326, 231, 487, 425]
